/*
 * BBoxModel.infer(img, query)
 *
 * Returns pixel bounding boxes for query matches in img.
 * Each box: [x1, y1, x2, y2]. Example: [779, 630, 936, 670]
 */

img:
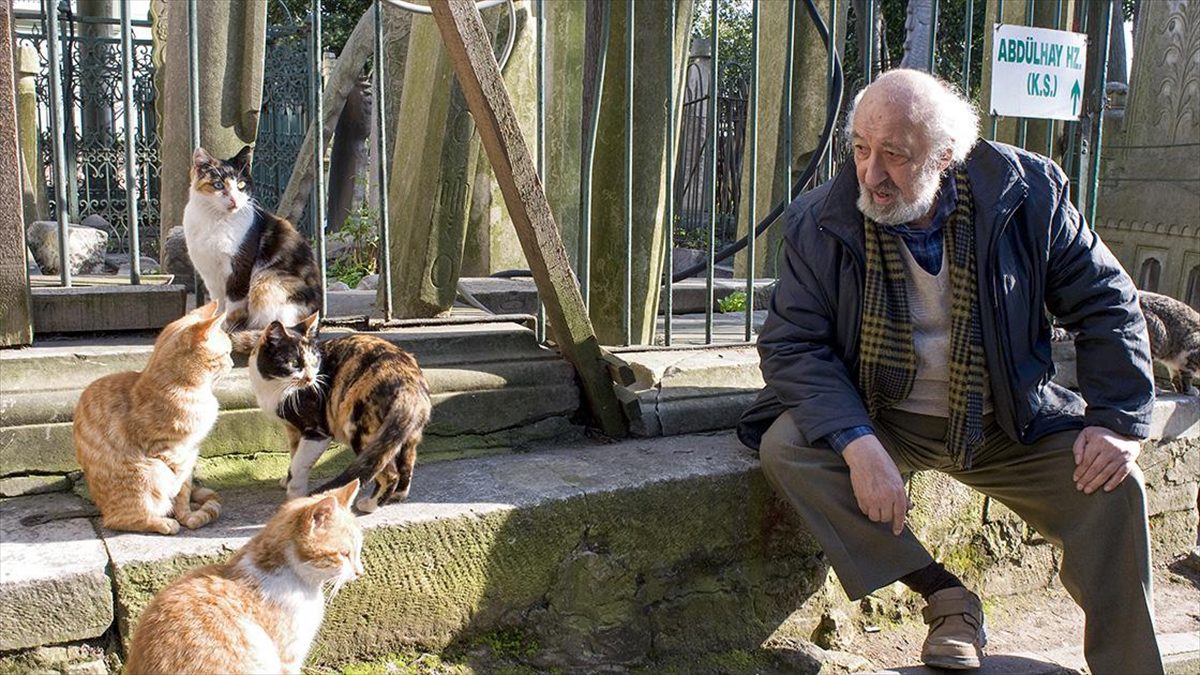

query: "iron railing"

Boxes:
[18, 0, 1114, 348]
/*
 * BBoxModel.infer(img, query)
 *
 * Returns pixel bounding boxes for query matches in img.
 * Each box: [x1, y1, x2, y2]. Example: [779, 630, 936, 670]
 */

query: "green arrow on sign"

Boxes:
[1070, 80, 1081, 116]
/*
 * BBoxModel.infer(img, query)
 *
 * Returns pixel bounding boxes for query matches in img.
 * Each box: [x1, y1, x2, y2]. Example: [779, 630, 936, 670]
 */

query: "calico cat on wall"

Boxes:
[1140, 290, 1200, 396]
[249, 315, 431, 513]
[72, 302, 231, 534]
[183, 146, 322, 352]
[125, 481, 363, 675]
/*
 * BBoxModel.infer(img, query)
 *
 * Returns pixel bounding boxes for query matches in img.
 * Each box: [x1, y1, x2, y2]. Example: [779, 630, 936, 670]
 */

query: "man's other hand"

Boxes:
[843, 435, 909, 535]
[1072, 426, 1142, 494]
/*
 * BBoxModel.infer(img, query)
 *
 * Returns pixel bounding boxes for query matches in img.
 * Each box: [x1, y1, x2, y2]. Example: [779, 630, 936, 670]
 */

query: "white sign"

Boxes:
[990, 24, 1088, 121]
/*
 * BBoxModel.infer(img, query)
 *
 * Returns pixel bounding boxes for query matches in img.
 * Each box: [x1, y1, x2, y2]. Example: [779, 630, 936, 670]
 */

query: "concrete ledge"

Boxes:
[0, 493, 113, 651]
[103, 433, 825, 668]
[31, 285, 188, 334]
[0, 322, 583, 479]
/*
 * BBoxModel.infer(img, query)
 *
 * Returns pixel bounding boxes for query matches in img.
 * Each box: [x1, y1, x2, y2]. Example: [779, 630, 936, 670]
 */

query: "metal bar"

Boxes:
[579, 2, 613, 307]
[312, 0, 328, 315]
[785, 0, 794, 193]
[705, 0, 718, 344]
[928, 0, 939, 74]
[1085, 0, 1113, 226]
[44, 0, 70, 287]
[989, 0, 1004, 140]
[823, 0, 837, 179]
[623, 0, 634, 346]
[745, 0, 760, 342]
[1046, 0, 1064, 159]
[1016, 0, 1033, 148]
[864, 0, 875, 84]
[535, 0, 546, 343]
[962, 0, 974, 92]
[663, 0, 675, 347]
[120, 0, 140, 285]
[187, 0, 200, 150]
[375, 0, 394, 320]
[1069, 0, 1090, 211]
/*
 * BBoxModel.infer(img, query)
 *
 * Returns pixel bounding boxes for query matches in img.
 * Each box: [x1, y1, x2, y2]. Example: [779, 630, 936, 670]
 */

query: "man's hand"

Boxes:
[843, 434, 909, 535]
[1072, 426, 1142, 494]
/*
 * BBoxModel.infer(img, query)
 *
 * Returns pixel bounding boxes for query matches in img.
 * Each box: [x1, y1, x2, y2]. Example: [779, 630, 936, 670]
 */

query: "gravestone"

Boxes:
[153, 0, 267, 256]
[379, 12, 498, 317]
[15, 45, 45, 226]
[0, 2, 32, 346]
[585, 0, 694, 345]
[464, 0, 535, 277]
[1096, 0, 1200, 304]
[734, 0, 845, 279]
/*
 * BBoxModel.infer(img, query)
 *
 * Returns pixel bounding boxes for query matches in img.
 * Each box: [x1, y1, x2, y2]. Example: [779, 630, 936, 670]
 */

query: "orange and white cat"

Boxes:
[73, 301, 232, 534]
[125, 480, 364, 675]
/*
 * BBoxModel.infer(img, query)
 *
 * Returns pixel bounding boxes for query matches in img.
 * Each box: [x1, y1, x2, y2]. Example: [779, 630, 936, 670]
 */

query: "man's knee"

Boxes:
[759, 412, 806, 474]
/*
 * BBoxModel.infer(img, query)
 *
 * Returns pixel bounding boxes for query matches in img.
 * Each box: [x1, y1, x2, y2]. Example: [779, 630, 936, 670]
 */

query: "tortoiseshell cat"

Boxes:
[1140, 291, 1200, 396]
[126, 481, 363, 675]
[249, 314, 432, 512]
[183, 146, 322, 352]
[71, 302, 231, 534]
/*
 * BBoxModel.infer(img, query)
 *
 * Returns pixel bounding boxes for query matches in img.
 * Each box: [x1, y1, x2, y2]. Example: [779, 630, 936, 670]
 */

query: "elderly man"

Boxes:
[739, 69, 1161, 672]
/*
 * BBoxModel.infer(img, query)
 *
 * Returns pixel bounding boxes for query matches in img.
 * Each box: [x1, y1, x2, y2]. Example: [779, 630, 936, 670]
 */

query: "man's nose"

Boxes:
[862, 155, 887, 186]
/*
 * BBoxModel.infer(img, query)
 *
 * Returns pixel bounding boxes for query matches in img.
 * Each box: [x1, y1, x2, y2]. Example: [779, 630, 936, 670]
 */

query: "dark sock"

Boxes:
[899, 561, 964, 599]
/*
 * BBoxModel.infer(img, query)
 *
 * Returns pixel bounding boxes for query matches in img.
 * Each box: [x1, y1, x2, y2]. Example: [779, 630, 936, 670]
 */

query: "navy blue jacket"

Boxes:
[738, 141, 1155, 450]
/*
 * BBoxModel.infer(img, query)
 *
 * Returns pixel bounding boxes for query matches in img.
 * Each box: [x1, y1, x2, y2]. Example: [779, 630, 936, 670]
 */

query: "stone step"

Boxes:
[0, 322, 583, 483]
[0, 432, 820, 670]
[1, 427, 1196, 672]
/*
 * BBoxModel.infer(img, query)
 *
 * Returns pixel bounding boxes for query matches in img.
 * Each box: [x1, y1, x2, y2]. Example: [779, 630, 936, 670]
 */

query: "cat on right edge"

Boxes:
[1140, 290, 1200, 396]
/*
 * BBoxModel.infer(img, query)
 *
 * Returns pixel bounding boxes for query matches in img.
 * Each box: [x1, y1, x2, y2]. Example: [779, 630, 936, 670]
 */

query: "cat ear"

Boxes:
[231, 145, 253, 173]
[309, 495, 337, 531]
[263, 321, 288, 345]
[300, 312, 320, 340]
[194, 312, 227, 341]
[193, 300, 219, 319]
[192, 147, 213, 167]
[332, 479, 360, 509]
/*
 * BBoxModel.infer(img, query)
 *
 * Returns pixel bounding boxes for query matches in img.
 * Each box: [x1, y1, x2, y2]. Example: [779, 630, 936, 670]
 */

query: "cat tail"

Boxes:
[229, 329, 262, 355]
[180, 497, 222, 529]
[312, 414, 419, 497]
[20, 507, 102, 527]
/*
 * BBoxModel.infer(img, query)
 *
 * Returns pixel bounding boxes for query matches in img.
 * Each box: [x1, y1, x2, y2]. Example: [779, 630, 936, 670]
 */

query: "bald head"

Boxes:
[848, 69, 980, 166]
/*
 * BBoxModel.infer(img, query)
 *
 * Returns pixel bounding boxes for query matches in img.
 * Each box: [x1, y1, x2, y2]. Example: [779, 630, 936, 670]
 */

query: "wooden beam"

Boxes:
[430, 0, 626, 437]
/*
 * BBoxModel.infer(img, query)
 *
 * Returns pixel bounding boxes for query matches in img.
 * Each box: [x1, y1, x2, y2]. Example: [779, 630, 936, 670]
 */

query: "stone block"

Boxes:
[31, 285, 187, 334]
[0, 493, 113, 651]
[103, 433, 824, 668]
[79, 214, 111, 232]
[160, 225, 194, 291]
[26, 221, 108, 275]
[0, 475, 71, 497]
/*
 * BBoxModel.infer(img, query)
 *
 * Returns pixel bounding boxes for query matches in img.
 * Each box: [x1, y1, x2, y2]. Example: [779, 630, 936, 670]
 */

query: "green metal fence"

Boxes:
[19, 0, 1117, 348]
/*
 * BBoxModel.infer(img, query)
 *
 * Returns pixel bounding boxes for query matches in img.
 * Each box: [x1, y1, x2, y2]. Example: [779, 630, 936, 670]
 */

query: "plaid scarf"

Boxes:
[858, 169, 985, 468]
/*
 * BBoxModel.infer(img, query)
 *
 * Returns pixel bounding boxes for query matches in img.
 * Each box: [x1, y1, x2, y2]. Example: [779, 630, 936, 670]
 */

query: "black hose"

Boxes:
[670, 0, 844, 282]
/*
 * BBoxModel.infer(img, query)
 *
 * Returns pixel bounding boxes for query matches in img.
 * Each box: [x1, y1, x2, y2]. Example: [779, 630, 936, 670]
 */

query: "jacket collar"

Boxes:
[814, 139, 1029, 247]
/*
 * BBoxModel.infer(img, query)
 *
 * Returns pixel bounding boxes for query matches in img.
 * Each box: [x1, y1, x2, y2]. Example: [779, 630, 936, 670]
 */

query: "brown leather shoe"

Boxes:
[920, 587, 986, 669]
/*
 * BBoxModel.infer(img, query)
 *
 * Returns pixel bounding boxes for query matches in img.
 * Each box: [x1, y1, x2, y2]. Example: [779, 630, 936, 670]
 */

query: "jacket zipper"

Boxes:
[988, 207, 1030, 443]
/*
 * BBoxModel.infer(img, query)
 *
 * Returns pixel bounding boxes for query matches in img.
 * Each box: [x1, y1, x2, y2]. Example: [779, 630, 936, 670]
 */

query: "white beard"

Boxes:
[857, 161, 945, 226]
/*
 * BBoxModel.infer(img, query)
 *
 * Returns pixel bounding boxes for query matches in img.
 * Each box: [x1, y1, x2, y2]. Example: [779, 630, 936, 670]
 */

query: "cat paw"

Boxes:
[158, 518, 181, 535]
[354, 496, 380, 513]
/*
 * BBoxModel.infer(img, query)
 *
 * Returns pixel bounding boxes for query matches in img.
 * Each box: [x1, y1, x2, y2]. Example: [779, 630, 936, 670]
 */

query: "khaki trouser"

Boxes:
[760, 408, 1163, 675]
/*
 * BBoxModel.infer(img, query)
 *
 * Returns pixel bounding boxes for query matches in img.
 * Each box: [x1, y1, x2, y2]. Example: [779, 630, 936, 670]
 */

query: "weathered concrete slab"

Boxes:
[613, 346, 763, 436]
[105, 433, 825, 668]
[30, 285, 188, 334]
[0, 493, 112, 651]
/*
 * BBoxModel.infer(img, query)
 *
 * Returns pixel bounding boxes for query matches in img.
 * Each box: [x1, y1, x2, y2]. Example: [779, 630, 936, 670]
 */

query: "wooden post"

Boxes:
[430, 0, 626, 437]
[0, 2, 34, 346]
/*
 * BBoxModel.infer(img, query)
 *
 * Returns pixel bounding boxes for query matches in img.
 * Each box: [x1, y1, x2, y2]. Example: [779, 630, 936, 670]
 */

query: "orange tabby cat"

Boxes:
[74, 301, 232, 534]
[125, 480, 363, 675]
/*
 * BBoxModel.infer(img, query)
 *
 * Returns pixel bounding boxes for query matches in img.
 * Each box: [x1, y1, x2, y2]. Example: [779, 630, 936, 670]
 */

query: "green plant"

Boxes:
[328, 197, 379, 288]
[718, 290, 747, 313]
